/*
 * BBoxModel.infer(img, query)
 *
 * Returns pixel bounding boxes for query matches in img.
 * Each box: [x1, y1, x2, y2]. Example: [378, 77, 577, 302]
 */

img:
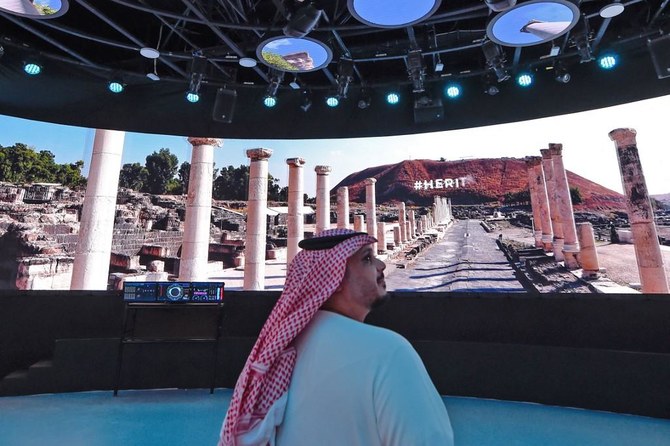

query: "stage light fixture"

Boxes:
[554, 65, 571, 83]
[485, 83, 500, 95]
[482, 41, 510, 82]
[485, 0, 516, 12]
[516, 73, 533, 87]
[108, 81, 124, 93]
[445, 83, 461, 99]
[263, 96, 277, 107]
[386, 92, 400, 104]
[300, 90, 312, 112]
[598, 54, 617, 70]
[283, 3, 322, 38]
[572, 15, 594, 63]
[358, 89, 372, 109]
[336, 58, 354, 98]
[406, 50, 426, 93]
[326, 96, 340, 107]
[23, 62, 42, 75]
[186, 92, 200, 103]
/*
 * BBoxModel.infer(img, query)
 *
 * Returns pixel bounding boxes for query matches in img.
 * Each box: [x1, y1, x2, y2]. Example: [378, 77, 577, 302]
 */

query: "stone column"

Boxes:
[577, 222, 600, 279]
[354, 215, 365, 232]
[409, 211, 416, 239]
[364, 178, 377, 252]
[337, 186, 350, 229]
[377, 222, 386, 254]
[315, 165, 332, 234]
[525, 157, 544, 248]
[549, 144, 580, 269]
[179, 137, 220, 281]
[393, 226, 401, 247]
[71, 129, 125, 290]
[541, 148, 564, 260]
[532, 160, 553, 252]
[398, 202, 407, 243]
[286, 157, 305, 266]
[405, 221, 412, 240]
[244, 148, 272, 291]
[609, 128, 669, 293]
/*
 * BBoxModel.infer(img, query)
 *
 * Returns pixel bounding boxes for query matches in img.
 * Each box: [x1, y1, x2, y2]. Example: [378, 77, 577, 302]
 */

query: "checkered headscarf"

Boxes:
[219, 228, 377, 446]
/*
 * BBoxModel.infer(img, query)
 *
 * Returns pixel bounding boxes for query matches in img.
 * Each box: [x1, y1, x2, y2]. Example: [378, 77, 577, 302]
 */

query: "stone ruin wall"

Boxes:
[0, 186, 247, 290]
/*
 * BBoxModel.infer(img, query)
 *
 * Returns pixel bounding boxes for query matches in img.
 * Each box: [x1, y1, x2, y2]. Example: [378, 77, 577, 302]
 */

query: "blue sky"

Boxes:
[1, 93, 669, 195]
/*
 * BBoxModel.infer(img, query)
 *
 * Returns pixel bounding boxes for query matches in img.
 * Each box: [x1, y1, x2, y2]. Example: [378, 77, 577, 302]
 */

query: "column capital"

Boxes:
[315, 165, 332, 175]
[609, 128, 637, 146]
[524, 156, 542, 167]
[286, 157, 306, 167]
[247, 148, 273, 160]
[364, 177, 377, 185]
[548, 143, 563, 156]
[540, 148, 552, 159]
[337, 186, 348, 192]
[188, 137, 222, 147]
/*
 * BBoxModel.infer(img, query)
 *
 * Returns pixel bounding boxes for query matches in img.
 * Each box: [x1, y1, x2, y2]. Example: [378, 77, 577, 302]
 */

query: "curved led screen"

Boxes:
[0, 0, 68, 19]
[487, 0, 580, 47]
[257, 36, 332, 73]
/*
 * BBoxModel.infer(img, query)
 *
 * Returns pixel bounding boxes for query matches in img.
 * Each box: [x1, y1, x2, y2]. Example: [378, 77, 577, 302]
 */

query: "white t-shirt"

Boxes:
[275, 310, 454, 446]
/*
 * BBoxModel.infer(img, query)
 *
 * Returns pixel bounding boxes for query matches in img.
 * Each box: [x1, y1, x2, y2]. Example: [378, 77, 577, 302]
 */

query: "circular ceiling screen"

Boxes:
[0, 0, 68, 19]
[257, 36, 333, 73]
[348, 0, 442, 28]
[487, 0, 580, 47]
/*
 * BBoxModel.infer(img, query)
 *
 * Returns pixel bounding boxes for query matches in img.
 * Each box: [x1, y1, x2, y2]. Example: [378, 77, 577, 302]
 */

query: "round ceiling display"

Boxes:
[347, 0, 441, 28]
[257, 36, 332, 73]
[0, 0, 69, 19]
[487, 0, 580, 47]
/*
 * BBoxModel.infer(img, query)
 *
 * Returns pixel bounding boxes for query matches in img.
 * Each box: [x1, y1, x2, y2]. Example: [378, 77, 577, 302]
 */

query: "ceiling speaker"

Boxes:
[648, 35, 670, 79]
[212, 88, 237, 123]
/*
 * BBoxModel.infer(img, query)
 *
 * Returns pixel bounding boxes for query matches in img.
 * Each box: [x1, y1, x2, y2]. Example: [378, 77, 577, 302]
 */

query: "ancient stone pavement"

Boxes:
[384, 219, 527, 293]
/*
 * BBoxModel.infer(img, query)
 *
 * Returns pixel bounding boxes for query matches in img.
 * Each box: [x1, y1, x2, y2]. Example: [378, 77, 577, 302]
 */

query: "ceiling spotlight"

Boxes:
[572, 15, 594, 63]
[445, 83, 461, 99]
[186, 91, 200, 103]
[263, 96, 277, 107]
[482, 41, 510, 82]
[239, 57, 257, 68]
[326, 95, 340, 107]
[146, 72, 160, 81]
[140, 47, 160, 59]
[23, 62, 42, 75]
[554, 65, 571, 83]
[289, 76, 300, 90]
[516, 72, 533, 87]
[108, 81, 124, 93]
[406, 49, 425, 93]
[485, 83, 500, 95]
[283, 3, 323, 38]
[336, 58, 354, 98]
[189, 54, 207, 96]
[598, 53, 618, 70]
[300, 90, 312, 112]
[386, 92, 400, 105]
[358, 89, 372, 109]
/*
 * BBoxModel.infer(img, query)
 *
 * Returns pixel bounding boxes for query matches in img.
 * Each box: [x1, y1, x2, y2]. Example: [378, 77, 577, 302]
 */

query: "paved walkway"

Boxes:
[384, 220, 527, 293]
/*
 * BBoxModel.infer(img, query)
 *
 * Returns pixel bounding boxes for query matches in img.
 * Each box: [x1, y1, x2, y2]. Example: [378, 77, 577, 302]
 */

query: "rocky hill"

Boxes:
[332, 158, 626, 211]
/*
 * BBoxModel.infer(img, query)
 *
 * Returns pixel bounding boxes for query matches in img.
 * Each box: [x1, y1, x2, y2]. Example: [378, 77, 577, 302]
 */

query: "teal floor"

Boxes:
[1, 389, 669, 445]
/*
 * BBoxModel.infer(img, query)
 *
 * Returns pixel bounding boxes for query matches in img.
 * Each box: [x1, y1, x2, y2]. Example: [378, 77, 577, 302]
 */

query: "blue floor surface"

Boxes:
[1, 389, 669, 445]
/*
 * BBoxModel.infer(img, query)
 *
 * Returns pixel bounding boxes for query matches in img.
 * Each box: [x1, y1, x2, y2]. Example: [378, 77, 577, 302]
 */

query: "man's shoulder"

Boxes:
[313, 311, 412, 349]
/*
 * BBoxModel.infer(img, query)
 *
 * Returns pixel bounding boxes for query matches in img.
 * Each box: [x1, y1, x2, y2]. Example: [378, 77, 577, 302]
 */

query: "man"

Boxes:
[220, 228, 453, 446]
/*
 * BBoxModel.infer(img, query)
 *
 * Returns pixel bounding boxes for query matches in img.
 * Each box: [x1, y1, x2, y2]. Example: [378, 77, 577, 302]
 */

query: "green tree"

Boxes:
[33, 2, 58, 15]
[262, 51, 298, 71]
[144, 148, 178, 194]
[177, 161, 191, 194]
[119, 162, 148, 191]
[0, 143, 85, 188]
[570, 186, 583, 205]
[213, 165, 249, 200]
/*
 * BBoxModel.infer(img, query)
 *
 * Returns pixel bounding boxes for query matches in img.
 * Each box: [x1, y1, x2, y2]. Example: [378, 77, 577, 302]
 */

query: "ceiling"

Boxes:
[1, 0, 670, 139]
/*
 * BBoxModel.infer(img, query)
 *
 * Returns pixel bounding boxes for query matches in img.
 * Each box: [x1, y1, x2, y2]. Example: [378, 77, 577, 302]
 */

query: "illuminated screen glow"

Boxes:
[257, 37, 332, 73]
[348, 0, 441, 27]
[487, 0, 579, 47]
[0, 0, 68, 19]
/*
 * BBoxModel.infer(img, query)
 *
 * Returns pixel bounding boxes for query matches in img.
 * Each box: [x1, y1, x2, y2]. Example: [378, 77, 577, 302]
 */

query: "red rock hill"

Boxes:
[332, 158, 625, 211]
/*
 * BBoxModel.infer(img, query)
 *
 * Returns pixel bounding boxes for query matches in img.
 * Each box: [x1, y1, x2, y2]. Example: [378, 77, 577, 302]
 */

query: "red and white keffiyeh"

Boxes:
[219, 228, 377, 446]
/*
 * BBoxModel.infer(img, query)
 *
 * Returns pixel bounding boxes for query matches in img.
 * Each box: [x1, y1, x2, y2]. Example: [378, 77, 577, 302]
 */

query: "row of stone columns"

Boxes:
[525, 130, 668, 293]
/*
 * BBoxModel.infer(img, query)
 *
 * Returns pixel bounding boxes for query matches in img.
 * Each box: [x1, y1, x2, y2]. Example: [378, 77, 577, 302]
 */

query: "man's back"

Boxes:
[276, 310, 454, 446]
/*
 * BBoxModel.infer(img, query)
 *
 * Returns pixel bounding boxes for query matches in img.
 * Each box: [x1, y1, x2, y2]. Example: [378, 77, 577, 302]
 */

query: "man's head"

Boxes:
[323, 243, 387, 321]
